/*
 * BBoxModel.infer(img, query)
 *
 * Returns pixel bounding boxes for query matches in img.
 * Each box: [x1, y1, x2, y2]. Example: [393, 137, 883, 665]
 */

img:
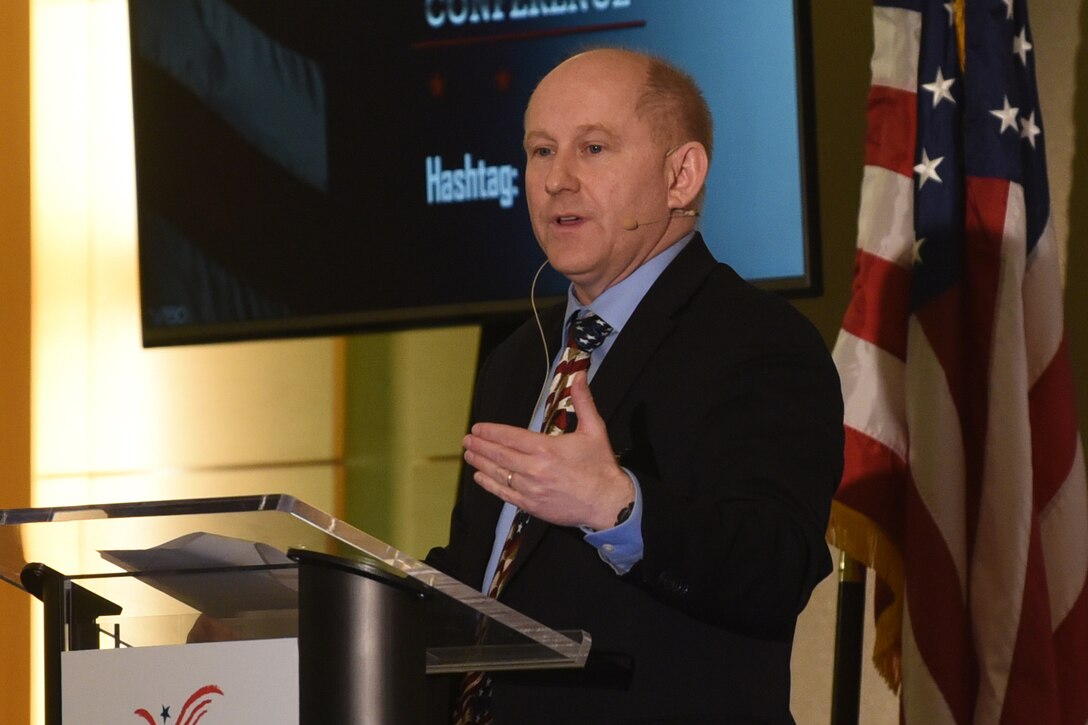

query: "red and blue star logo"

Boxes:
[134, 685, 223, 725]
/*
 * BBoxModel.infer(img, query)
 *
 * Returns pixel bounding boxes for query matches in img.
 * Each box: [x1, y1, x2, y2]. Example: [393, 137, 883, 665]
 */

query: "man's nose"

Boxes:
[544, 151, 579, 195]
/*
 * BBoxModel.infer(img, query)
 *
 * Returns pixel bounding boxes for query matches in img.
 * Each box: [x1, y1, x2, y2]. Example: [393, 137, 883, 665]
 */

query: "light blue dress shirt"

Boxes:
[480, 233, 695, 592]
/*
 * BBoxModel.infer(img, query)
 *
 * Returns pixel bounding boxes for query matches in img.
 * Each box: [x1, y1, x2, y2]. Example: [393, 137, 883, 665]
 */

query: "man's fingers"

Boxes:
[464, 431, 539, 476]
[470, 421, 542, 453]
[472, 467, 525, 508]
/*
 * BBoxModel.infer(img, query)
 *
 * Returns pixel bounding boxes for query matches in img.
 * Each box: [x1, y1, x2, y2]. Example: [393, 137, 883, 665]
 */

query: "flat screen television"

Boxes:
[129, 0, 820, 347]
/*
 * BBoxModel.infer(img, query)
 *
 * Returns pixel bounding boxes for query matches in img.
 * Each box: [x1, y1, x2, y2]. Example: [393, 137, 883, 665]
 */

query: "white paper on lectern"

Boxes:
[100, 532, 298, 616]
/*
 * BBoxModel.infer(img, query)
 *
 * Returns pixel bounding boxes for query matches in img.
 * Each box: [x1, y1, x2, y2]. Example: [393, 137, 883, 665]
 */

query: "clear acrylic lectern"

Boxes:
[0, 494, 590, 724]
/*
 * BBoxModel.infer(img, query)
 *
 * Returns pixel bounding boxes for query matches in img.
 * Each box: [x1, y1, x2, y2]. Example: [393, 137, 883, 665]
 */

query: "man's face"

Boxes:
[523, 51, 680, 303]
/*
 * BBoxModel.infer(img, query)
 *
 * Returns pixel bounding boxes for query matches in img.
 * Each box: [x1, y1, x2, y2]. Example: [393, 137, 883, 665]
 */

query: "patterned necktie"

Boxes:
[453, 312, 613, 725]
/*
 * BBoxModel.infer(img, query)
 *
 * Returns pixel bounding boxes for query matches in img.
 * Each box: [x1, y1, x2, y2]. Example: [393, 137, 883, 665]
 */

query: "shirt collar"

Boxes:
[563, 232, 694, 334]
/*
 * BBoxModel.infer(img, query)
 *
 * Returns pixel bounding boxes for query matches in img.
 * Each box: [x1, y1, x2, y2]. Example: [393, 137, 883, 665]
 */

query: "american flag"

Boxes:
[829, 0, 1088, 722]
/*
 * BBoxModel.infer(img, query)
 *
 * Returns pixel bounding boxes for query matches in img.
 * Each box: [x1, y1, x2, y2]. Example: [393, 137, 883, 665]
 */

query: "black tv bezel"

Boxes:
[132, 0, 823, 348]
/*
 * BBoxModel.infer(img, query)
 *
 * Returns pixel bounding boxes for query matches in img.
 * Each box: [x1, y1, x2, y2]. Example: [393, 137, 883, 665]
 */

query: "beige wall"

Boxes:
[19, 2, 343, 721]
[343, 327, 479, 560]
[0, 0, 32, 722]
[28, 0, 342, 514]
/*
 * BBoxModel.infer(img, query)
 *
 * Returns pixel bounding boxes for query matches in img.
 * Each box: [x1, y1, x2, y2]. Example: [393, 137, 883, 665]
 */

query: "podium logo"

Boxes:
[134, 684, 224, 724]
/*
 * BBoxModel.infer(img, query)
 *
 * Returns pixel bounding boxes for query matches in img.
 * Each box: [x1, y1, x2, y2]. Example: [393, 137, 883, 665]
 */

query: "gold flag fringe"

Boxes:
[827, 500, 906, 692]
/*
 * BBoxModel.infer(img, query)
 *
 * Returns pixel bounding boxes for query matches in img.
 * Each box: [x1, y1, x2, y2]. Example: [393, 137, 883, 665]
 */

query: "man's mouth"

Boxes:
[556, 215, 582, 225]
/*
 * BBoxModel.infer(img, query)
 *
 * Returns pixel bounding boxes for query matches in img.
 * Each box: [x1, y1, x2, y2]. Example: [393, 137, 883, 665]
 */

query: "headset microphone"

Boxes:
[621, 208, 699, 231]
[529, 258, 553, 390]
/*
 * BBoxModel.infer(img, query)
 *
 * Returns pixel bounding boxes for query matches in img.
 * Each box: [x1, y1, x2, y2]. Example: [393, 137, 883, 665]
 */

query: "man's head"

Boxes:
[523, 49, 712, 304]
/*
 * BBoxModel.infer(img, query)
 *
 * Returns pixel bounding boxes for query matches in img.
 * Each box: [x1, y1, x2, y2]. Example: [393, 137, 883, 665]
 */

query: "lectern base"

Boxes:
[294, 549, 429, 725]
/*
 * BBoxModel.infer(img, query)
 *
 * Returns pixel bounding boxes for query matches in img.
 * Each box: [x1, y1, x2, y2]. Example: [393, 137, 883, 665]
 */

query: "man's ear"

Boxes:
[665, 141, 709, 210]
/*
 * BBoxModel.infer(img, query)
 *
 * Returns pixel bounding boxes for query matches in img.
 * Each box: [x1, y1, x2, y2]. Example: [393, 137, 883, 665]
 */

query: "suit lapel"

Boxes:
[589, 234, 718, 424]
[503, 236, 718, 586]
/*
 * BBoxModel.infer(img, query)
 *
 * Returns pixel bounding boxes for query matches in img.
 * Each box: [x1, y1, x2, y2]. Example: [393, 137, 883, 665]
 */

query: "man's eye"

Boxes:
[531, 147, 553, 158]
[586, 144, 603, 154]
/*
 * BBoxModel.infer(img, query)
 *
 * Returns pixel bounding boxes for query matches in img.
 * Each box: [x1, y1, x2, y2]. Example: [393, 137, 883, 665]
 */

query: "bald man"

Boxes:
[428, 49, 843, 724]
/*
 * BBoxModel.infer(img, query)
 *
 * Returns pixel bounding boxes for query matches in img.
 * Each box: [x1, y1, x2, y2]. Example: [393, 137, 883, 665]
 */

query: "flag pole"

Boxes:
[830, 551, 866, 725]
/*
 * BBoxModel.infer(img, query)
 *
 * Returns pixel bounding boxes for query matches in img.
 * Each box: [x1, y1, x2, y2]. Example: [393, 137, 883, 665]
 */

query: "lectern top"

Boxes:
[0, 494, 589, 673]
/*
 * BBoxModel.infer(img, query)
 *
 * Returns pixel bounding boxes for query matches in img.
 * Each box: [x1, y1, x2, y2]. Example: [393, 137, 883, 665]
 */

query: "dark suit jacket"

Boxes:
[427, 235, 844, 724]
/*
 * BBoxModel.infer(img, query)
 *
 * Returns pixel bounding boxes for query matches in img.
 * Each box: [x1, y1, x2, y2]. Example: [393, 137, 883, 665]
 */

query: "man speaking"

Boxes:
[427, 48, 844, 724]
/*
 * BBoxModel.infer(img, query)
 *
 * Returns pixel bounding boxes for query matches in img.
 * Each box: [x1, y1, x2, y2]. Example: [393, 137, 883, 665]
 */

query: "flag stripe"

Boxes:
[1023, 220, 1065, 382]
[872, 5, 921, 92]
[835, 428, 907, 548]
[903, 477, 974, 723]
[1051, 535, 1088, 720]
[857, 166, 916, 267]
[835, 330, 907, 460]
[901, 594, 958, 724]
[999, 523, 1062, 725]
[904, 317, 968, 595]
[841, 250, 911, 361]
[1029, 337, 1080, 507]
[867, 86, 917, 178]
[971, 181, 1034, 721]
[1040, 439, 1088, 627]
